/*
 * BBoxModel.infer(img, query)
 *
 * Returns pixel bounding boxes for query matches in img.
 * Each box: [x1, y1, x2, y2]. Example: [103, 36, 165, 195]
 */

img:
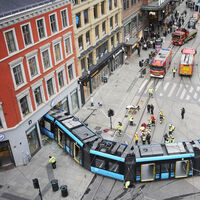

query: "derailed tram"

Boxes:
[40, 108, 200, 183]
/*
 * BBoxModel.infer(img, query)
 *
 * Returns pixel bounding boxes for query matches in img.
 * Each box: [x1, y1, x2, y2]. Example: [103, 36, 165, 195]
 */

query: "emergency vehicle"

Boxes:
[179, 48, 196, 76]
[150, 48, 172, 78]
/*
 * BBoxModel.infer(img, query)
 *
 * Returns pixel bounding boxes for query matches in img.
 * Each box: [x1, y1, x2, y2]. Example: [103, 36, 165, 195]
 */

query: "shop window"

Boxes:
[36, 18, 46, 40]
[84, 9, 89, 24]
[26, 125, 40, 156]
[95, 26, 99, 40]
[71, 89, 79, 112]
[78, 35, 83, 51]
[4, 29, 18, 54]
[94, 4, 98, 19]
[76, 13, 81, 28]
[126, 0, 129, 9]
[101, 1, 105, 15]
[102, 21, 106, 35]
[115, 14, 118, 27]
[61, 9, 69, 28]
[110, 17, 113, 30]
[21, 23, 33, 46]
[49, 13, 58, 33]
[86, 31, 90, 46]
[123, 0, 126, 10]
[131, 16, 137, 28]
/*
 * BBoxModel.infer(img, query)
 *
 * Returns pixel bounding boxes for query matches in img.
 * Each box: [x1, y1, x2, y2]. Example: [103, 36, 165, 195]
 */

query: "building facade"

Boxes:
[0, 0, 81, 168]
[72, 0, 124, 106]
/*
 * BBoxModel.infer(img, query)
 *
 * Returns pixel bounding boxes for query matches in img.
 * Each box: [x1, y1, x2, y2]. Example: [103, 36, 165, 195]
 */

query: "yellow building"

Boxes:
[72, 0, 124, 105]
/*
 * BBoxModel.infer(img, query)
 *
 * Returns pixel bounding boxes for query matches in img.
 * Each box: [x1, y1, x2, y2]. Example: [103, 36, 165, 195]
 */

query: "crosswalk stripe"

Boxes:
[160, 93, 163, 96]
[144, 80, 154, 95]
[167, 83, 177, 97]
[155, 81, 162, 91]
[180, 88, 186, 99]
[194, 93, 198, 99]
[176, 84, 183, 96]
[189, 87, 194, 93]
[163, 82, 169, 91]
[138, 79, 148, 93]
[197, 86, 200, 92]
[186, 95, 190, 100]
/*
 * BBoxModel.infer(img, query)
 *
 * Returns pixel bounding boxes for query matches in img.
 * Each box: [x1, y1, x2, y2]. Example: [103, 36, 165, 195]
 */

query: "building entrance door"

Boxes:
[0, 140, 15, 170]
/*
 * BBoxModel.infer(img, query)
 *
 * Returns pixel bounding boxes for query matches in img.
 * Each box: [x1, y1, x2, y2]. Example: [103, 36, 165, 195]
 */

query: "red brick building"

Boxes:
[0, 0, 81, 168]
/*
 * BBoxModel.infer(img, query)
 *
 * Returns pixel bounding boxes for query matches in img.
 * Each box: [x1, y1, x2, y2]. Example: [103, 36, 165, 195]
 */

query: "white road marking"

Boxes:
[167, 83, 177, 97]
[155, 81, 162, 91]
[138, 79, 148, 93]
[180, 88, 186, 99]
[176, 84, 183, 96]
[163, 82, 169, 91]
[160, 93, 163, 96]
[189, 87, 194, 93]
[197, 86, 200, 92]
[194, 92, 198, 99]
[186, 95, 190, 100]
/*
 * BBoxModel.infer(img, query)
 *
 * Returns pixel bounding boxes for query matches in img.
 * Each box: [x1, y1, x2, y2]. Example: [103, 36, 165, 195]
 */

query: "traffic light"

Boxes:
[108, 109, 114, 117]
[33, 178, 39, 189]
[83, 82, 87, 86]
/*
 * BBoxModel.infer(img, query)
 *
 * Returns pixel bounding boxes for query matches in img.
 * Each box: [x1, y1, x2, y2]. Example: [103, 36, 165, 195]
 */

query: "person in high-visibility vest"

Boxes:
[117, 122, 123, 135]
[49, 156, 56, 169]
[149, 88, 153, 97]
[147, 118, 151, 128]
[134, 132, 139, 145]
[159, 110, 164, 124]
[129, 115, 133, 126]
[124, 181, 131, 189]
[172, 67, 177, 78]
[169, 124, 175, 135]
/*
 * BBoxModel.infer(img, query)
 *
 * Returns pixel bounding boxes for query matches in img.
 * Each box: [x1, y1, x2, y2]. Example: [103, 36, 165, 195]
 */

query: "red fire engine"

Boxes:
[150, 48, 172, 78]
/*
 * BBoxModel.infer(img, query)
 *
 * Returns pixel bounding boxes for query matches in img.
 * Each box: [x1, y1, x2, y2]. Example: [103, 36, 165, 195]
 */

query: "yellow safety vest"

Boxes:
[169, 126, 175, 132]
[125, 181, 130, 189]
[129, 116, 133, 122]
[134, 134, 139, 141]
[49, 156, 56, 163]
[117, 125, 122, 131]
[172, 68, 177, 73]
[149, 88, 153, 94]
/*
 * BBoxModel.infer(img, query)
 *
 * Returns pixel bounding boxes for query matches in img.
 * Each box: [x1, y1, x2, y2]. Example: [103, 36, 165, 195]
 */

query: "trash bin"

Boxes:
[51, 179, 59, 192]
[142, 68, 146, 75]
[60, 185, 68, 197]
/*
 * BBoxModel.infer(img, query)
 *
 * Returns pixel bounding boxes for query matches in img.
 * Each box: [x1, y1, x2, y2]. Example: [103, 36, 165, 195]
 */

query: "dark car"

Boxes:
[188, 18, 196, 29]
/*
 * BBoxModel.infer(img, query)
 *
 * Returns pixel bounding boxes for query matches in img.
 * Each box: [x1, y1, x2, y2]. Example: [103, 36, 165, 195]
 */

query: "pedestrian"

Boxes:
[139, 60, 143, 68]
[185, 10, 187, 17]
[149, 88, 153, 97]
[134, 132, 139, 145]
[147, 118, 151, 128]
[150, 104, 154, 114]
[137, 45, 140, 57]
[141, 133, 146, 145]
[181, 107, 185, 119]
[49, 156, 56, 169]
[169, 124, 175, 136]
[146, 133, 151, 144]
[129, 115, 134, 126]
[117, 122, 123, 135]
[172, 67, 177, 78]
[147, 104, 151, 113]
[151, 115, 156, 126]
[159, 110, 165, 123]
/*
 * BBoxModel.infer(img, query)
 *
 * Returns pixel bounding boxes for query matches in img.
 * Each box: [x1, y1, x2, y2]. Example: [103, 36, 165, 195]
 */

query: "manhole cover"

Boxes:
[95, 126, 101, 130]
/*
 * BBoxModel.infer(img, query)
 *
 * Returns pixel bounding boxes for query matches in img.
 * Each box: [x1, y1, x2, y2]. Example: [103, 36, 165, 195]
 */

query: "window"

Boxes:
[102, 21, 106, 35]
[123, 0, 126, 10]
[36, 18, 46, 39]
[86, 31, 90, 46]
[58, 70, 65, 89]
[127, 0, 129, 9]
[116, 32, 119, 45]
[95, 26, 99, 40]
[20, 96, 30, 116]
[34, 86, 43, 106]
[41, 48, 51, 71]
[67, 64, 74, 81]
[78, 35, 83, 51]
[64, 36, 72, 57]
[27, 55, 40, 79]
[115, 14, 118, 26]
[101, 1, 105, 15]
[54, 42, 63, 64]
[84, 9, 89, 24]
[21, 23, 33, 46]
[94, 4, 98, 19]
[134, 0, 136, 3]
[111, 36, 114, 48]
[76, 13, 81, 28]
[49, 13, 58, 33]
[0, 103, 7, 129]
[61, 9, 69, 28]
[109, 0, 112, 10]
[114, 0, 117, 7]
[131, 0, 133, 6]
[88, 53, 93, 69]
[81, 58, 86, 72]
[47, 78, 55, 97]
[4, 29, 18, 54]
[110, 17, 113, 30]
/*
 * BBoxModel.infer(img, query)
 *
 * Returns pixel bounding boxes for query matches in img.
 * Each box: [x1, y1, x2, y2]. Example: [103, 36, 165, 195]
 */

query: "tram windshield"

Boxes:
[151, 65, 164, 71]
[172, 34, 183, 39]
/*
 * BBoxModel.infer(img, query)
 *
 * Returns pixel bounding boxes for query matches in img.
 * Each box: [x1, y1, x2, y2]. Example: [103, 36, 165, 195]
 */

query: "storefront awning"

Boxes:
[141, 0, 171, 11]
[124, 37, 138, 46]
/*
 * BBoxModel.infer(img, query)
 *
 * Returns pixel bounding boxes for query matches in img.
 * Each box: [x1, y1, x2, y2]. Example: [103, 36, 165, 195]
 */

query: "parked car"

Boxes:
[188, 18, 196, 29]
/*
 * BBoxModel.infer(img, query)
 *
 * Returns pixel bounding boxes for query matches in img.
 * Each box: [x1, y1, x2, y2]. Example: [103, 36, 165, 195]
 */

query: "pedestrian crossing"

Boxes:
[137, 80, 200, 103]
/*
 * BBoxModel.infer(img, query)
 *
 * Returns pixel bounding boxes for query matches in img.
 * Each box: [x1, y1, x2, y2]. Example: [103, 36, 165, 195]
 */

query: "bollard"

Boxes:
[51, 179, 59, 192]
[60, 185, 68, 197]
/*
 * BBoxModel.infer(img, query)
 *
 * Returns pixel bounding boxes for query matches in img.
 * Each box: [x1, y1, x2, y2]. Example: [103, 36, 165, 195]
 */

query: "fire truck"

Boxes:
[172, 28, 197, 45]
[150, 48, 172, 78]
[179, 48, 196, 76]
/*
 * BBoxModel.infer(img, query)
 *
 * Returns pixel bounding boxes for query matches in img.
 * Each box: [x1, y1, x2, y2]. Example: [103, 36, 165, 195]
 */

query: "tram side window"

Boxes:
[170, 162, 175, 172]
[155, 164, 160, 174]
[161, 163, 169, 173]
[95, 158, 106, 169]
[108, 161, 120, 173]
[44, 120, 51, 131]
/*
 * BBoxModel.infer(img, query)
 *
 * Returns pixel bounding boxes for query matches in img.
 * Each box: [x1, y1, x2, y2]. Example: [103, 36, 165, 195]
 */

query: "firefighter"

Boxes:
[151, 115, 156, 126]
[124, 181, 131, 189]
[49, 156, 56, 169]
[146, 132, 151, 144]
[169, 136, 175, 143]
[159, 110, 164, 123]
[134, 132, 139, 145]
[169, 124, 175, 135]
[147, 118, 151, 128]
[164, 138, 170, 143]
[141, 133, 146, 145]
[129, 115, 134, 126]
[172, 67, 177, 78]
[117, 122, 123, 135]
[149, 88, 153, 97]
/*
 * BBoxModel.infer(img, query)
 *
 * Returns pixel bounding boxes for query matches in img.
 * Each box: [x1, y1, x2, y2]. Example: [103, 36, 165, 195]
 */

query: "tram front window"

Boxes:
[150, 65, 163, 71]
[172, 34, 183, 39]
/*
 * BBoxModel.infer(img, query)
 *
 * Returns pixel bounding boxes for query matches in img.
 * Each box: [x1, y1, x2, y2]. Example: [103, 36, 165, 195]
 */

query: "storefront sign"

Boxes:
[0, 134, 5, 141]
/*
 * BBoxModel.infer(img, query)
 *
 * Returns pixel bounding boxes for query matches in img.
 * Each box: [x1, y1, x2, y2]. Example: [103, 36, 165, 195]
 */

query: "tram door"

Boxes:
[141, 163, 155, 182]
[73, 143, 81, 164]
[175, 160, 189, 178]
[57, 129, 64, 148]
